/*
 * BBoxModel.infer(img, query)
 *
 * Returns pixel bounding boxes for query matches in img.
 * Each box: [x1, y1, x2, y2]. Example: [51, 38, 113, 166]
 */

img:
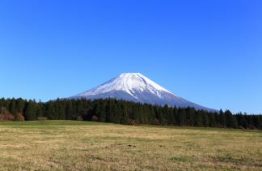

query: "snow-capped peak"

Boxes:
[71, 72, 215, 112]
[78, 73, 174, 98]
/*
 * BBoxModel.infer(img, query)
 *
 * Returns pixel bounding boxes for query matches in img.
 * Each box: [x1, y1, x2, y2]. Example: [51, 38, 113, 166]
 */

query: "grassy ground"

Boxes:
[0, 121, 261, 171]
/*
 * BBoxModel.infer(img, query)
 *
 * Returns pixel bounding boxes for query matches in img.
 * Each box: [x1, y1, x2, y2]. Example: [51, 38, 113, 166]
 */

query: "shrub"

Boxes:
[37, 117, 48, 121]
[91, 115, 99, 121]
[0, 113, 15, 121]
[15, 113, 25, 121]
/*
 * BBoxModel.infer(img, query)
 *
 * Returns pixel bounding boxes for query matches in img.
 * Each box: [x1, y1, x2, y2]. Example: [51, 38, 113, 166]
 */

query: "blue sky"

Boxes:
[0, 0, 261, 114]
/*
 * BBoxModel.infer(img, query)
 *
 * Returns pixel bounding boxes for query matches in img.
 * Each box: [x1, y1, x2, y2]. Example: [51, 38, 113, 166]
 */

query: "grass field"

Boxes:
[0, 121, 261, 171]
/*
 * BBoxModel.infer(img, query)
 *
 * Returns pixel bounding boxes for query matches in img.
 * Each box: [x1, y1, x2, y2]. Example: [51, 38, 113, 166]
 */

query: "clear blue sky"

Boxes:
[0, 0, 261, 114]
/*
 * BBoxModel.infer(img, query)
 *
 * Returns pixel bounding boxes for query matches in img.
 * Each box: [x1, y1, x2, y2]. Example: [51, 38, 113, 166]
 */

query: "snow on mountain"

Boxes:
[71, 73, 215, 111]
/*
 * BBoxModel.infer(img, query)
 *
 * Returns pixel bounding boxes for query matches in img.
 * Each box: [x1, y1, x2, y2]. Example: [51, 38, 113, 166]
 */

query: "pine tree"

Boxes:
[9, 99, 16, 114]
[24, 101, 37, 120]
[177, 108, 186, 126]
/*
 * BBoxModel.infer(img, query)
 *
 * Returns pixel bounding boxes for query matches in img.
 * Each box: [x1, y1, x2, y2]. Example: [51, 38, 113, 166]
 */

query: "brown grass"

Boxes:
[0, 121, 261, 171]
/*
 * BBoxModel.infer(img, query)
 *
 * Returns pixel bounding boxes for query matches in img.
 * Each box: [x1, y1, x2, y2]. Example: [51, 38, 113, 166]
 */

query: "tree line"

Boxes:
[0, 98, 261, 129]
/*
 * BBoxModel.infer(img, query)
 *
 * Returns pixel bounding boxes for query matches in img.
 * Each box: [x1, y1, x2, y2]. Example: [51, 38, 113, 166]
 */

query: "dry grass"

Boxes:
[0, 121, 261, 171]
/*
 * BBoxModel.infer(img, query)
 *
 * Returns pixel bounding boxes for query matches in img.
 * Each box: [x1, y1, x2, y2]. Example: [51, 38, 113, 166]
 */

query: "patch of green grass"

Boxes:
[170, 156, 193, 162]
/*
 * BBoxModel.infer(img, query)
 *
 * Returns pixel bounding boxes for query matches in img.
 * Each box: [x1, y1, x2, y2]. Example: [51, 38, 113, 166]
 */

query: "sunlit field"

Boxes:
[0, 121, 261, 171]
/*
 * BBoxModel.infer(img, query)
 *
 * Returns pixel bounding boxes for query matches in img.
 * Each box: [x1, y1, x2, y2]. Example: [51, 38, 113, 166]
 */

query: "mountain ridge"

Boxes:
[71, 73, 215, 111]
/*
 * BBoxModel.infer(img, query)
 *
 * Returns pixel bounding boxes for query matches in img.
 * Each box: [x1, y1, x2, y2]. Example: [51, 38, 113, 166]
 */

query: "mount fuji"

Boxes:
[71, 73, 215, 111]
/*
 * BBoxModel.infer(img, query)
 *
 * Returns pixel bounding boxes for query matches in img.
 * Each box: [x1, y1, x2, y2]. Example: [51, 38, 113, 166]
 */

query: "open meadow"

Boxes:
[0, 121, 261, 171]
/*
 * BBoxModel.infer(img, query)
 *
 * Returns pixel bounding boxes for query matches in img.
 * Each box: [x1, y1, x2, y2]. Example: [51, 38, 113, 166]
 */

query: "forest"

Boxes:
[0, 98, 261, 129]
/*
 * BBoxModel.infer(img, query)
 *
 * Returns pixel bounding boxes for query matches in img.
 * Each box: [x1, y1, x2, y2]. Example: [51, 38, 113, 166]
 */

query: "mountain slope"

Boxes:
[71, 73, 214, 111]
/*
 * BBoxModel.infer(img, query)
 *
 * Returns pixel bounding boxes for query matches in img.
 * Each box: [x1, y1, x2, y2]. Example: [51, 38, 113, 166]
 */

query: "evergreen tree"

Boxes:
[9, 99, 16, 114]
[0, 98, 261, 130]
[177, 108, 186, 126]
[24, 101, 37, 120]
[225, 110, 238, 128]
